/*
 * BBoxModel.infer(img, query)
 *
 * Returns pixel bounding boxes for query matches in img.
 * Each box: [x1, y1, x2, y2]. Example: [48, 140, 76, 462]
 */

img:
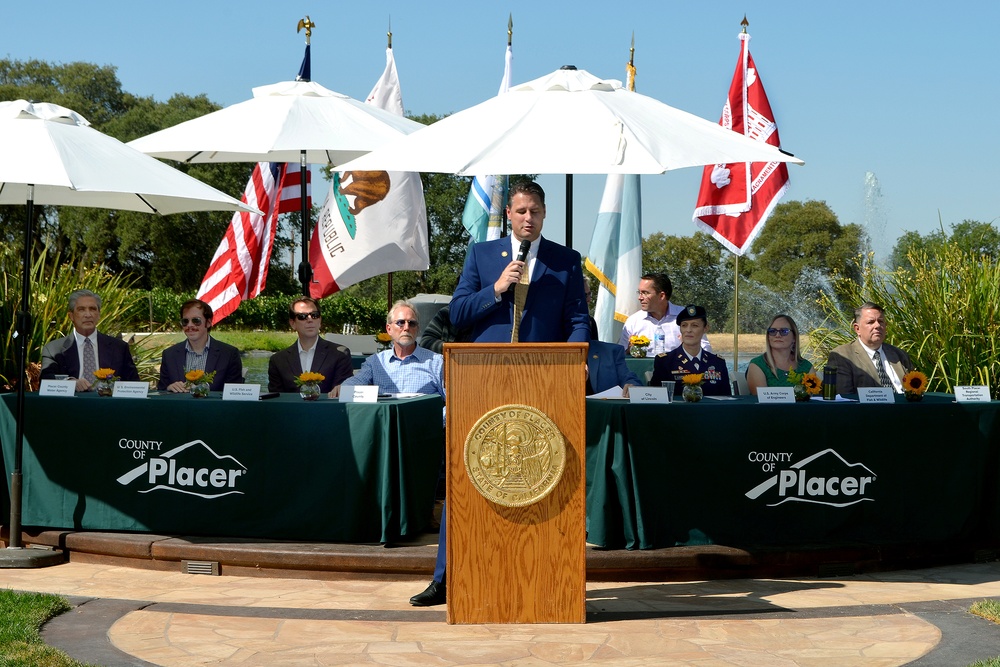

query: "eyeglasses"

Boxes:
[767, 327, 792, 337]
[636, 290, 661, 297]
[293, 311, 321, 320]
[180, 317, 204, 326]
[393, 319, 419, 329]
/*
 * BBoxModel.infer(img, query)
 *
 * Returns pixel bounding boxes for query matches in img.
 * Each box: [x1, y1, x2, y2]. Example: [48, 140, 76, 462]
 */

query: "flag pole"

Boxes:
[732, 15, 748, 378]
[296, 16, 316, 296]
[386, 19, 394, 310]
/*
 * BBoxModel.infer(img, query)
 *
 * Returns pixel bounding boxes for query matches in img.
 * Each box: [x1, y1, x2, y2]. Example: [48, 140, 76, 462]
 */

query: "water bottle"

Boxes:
[823, 365, 837, 400]
[653, 327, 666, 356]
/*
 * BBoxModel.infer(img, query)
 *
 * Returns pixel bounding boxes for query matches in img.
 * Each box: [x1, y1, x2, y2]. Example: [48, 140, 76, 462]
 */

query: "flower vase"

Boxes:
[629, 345, 648, 358]
[191, 381, 210, 398]
[905, 392, 923, 402]
[299, 382, 321, 401]
[94, 378, 114, 397]
[793, 384, 811, 402]
[682, 384, 704, 403]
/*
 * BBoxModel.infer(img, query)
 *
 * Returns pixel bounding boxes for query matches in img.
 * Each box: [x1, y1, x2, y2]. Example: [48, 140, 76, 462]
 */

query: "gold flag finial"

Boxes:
[508, 14, 513, 47]
[741, 15, 749, 33]
[626, 32, 636, 92]
[387, 16, 393, 49]
[297, 16, 316, 44]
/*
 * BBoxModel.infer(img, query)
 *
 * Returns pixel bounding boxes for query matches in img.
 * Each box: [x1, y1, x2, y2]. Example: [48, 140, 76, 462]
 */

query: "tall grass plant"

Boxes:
[810, 244, 1000, 397]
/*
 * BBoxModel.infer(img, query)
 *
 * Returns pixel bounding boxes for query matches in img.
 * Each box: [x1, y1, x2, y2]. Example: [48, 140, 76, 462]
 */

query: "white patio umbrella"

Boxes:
[335, 66, 805, 245]
[127, 79, 426, 292]
[0, 99, 256, 564]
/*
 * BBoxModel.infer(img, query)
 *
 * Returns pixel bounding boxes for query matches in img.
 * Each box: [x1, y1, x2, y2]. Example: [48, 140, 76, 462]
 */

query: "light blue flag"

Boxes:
[585, 174, 642, 342]
[462, 43, 512, 242]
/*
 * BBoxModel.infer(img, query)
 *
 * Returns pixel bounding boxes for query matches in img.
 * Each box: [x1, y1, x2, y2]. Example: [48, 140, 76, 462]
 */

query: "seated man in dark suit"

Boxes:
[157, 299, 243, 392]
[41, 289, 140, 392]
[826, 302, 914, 395]
[268, 297, 353, 393]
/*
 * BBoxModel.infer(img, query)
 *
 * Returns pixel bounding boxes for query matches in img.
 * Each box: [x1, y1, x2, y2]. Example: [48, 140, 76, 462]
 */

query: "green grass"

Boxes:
[137, 330, 296, 355]
[967, 599, 1000, 666]
[0, 589, 97, 667]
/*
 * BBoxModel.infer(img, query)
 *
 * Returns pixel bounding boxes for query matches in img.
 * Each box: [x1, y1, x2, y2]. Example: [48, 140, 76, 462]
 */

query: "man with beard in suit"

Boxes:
[827, 302, 914, 395]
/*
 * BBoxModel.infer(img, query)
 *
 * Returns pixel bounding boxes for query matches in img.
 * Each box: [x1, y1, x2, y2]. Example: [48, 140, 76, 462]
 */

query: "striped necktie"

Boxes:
[873, 349, 892, 389]
[82, 337, 97, 387]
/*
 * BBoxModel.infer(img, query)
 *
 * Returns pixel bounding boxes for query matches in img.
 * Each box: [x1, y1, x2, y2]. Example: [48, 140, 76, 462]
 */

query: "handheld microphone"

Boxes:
[515, 240, 531, 264]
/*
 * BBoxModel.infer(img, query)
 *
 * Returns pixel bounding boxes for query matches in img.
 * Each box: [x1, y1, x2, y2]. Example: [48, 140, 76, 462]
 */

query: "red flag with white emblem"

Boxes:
[693, 30, 789, 256]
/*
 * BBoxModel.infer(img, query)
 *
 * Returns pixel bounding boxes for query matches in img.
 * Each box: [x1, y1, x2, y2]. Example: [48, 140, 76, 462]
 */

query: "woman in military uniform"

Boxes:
[649, 305, 731, 397]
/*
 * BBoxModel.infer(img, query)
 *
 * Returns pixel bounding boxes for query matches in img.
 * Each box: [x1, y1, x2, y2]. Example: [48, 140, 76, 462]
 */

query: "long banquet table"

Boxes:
[585, 393, 1000, 550]
[0, 392, 444, 544]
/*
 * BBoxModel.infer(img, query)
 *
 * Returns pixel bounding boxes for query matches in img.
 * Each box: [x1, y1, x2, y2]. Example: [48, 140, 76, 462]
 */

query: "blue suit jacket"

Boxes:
[587, 341, 643, 394]
[157, 337, 243, 391]
[40, 332, 140, 381]
[450, 237, 591, 343]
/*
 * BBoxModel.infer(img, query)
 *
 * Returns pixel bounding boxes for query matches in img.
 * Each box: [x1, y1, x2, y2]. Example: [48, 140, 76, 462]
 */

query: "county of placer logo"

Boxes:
[744, 448, 876, 508]
[116, 439, 246, 499]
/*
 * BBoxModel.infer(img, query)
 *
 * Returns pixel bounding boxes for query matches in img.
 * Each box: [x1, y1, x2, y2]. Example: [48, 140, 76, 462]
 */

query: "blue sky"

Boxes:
[3, 2, 997, 263]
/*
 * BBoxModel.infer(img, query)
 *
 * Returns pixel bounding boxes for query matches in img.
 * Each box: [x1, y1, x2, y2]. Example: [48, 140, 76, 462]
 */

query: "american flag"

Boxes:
[196, 162, 311, 323]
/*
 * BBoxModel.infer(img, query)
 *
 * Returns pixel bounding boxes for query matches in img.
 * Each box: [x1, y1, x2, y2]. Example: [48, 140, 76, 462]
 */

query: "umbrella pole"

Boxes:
[7, 194, 34, 550]
[565, 174, 574, 249]
[298, 150, 311, 296]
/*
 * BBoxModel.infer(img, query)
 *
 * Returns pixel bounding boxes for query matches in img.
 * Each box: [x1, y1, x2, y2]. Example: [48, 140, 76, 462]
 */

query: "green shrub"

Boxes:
[810, 244, 1000, 397]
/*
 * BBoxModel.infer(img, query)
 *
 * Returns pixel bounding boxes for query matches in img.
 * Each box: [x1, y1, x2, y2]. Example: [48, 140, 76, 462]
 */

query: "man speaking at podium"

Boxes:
[408, 180, 590, 606]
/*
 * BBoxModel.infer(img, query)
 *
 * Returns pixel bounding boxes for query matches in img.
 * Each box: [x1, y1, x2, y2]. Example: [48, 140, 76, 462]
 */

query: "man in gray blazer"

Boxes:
[268, 297, 352, 393]
[41, 289, 140, 392]
[827, 302, 914, 395]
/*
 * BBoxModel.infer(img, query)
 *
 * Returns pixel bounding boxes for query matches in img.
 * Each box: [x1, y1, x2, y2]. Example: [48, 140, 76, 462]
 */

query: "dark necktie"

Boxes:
[82, 337, 97, 386]
[873, 349, 892, 388]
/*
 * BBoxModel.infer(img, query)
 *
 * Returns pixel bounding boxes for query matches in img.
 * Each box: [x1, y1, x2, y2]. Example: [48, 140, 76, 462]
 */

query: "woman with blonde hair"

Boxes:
[746, 314, 813, 395]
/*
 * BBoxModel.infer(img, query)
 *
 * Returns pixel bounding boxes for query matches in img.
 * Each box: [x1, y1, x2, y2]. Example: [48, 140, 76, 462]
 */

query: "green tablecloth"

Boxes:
[586, 394, 1000, 550]
[624, 357, 654, 381]
[0, 392, 444, 543]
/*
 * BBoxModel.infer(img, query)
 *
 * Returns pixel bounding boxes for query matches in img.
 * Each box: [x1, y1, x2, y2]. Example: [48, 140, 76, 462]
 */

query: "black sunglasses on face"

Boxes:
[293, 311, 321, 320]
[767, 327, 792, 336]
[393, 319, 419, 328]
[180, 317, 204, 326]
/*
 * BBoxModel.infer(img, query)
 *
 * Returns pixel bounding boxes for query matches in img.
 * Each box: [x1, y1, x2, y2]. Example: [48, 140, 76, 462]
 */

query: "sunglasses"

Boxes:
[393, 319, 419, 329]
[767, 327, 792, 337]
[293, 311, 321, 320]
[180, 317, 204, 326]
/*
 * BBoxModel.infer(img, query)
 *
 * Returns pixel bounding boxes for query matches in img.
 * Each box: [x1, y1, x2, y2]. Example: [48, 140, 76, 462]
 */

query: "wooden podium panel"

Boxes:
[444, 343, 587, 624]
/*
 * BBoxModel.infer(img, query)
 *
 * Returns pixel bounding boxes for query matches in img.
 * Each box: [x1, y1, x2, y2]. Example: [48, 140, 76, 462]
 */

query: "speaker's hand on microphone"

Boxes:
[494, 260, 525, 297]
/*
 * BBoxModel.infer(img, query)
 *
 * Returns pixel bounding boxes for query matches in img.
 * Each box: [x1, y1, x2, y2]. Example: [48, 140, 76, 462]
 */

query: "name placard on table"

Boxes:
[956, 385, 992, 403]
[858, 387, 895, 404]
[757, 387, 794, 403]
[629, 386, 672, 404]
[112, 381, 149, 399]
[339, 385, 379, 403]
[223, 383, 261, 401]
[38, 379, 76, 396]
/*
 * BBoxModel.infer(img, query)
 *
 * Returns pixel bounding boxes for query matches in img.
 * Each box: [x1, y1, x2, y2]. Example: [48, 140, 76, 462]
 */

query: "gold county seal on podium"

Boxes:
[464, 404, 566, 508]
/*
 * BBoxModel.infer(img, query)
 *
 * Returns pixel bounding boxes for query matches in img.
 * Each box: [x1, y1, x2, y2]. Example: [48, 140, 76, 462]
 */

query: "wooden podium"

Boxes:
[444, 342, 587, 624]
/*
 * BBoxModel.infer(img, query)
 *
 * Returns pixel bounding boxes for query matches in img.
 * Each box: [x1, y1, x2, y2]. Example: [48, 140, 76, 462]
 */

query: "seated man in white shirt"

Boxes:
[826, 302, 914, 395]
[617, 272, 711, 356]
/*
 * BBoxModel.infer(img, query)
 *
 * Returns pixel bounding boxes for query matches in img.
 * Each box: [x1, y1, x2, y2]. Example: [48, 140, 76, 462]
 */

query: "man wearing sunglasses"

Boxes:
[268, 297, 353, 394]
[330, 300, 445, 399]
[157, 299, 243, 393]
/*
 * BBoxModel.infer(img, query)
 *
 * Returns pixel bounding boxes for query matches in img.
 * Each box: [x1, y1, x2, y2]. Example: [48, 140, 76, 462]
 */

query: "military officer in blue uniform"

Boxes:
[649, 305, 731, 397]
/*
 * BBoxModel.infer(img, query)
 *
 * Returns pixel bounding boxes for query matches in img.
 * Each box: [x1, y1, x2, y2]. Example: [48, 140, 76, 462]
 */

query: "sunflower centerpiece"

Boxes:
[902, 370, 929, 402]
[184, 369, 216, 398]
[787, 369, 822, 402]
[295, 371, 326, 401]
[93, 368, 118, 397]
[628, 335, 651, 358]
[374, 331, 392, 352]
[681, 373, 705, 402]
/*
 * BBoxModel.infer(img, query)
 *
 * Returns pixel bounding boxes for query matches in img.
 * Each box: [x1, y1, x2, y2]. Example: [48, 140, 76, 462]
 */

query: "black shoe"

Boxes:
[409, 580, 446, 606]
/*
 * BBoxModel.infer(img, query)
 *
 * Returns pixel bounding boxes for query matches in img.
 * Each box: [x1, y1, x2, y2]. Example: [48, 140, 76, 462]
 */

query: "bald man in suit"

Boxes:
[826, 302, 914, 395]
